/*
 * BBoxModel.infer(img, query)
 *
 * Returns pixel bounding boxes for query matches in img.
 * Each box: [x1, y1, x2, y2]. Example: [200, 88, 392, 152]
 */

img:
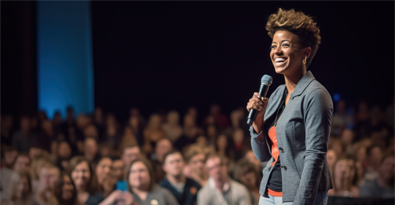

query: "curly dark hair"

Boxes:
[266, 8, 321, 69]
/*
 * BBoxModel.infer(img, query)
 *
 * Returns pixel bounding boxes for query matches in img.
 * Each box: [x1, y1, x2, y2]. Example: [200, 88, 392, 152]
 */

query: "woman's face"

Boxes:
[233, 130, 244, 144]
[58, 142, 71, 158]
[189, 154, 205, 174]
[102, 174, 117, 192]
[128, 162, 150, 189]
[217, 135, 228, 150]
[270, 30, 306, 75]
[334, 159, 350, 180]
[15, 176, 29, 198]
[356, 147, 367, 162]
[71, 161, 91, 188]
[96, 158, 112, 185]
[62, 175, 74, 200]
[326, 150, 337, 169]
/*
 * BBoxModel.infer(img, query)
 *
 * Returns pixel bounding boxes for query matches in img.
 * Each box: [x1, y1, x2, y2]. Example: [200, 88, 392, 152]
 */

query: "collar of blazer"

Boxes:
[263, 71, 316, 122]
[290, 70, 316, 100]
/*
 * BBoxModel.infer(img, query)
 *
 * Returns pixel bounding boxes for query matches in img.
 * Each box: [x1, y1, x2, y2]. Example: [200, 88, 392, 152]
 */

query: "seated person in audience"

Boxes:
[84, 137, 100, 164]
[143, 114, 165, 155]
[364, 144, 383, 181]
[0, 163, 19, 202]
[13, 153, 31, 172]
[184, 145, 208, 186]
[359, 153, 395, 198]
[34, 164, 60, 205]
[151, 138, 172, 183]
[54, 172, 82, 205]
[233, 159, 261, 205]
[30, 154, 51, 193]
[100, 158, 179, 205]
[29, 144, 45, 161]
[66, 156, 104, 205]
[162, 111, 183, 143]
[3, 170, 34, 205]
[328, 157, 359, 197]
[55, 141, 72, 172]
[122, 144, 142, 171]
[244, 150, 263, 175]
[197, 154, 251, 205]
[2, 146, 19, 169]
[96, 157, 113, 188]
[326, 149, 337, 174]
[102, 172, 117, 198]
[111, 157, 125, 181]
[159, 150, 201, 205]
[12, 116, 38, 153]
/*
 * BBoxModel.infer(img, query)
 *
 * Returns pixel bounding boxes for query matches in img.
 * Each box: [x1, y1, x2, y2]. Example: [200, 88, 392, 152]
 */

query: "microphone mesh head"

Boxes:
[261, 74, 273, 85]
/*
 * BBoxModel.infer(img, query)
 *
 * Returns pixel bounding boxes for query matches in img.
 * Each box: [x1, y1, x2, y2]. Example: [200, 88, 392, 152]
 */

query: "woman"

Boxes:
[54, 173, 82, 205]
[95, 157, 113, 187]
[142, 114, 165, 155]
[246, 8, 333, 204]
[102, 173, 117, 198]
[100, 158, 178, 205]
[55, 141, 72, 172]
[66, 156, 104, 205]
[162, 110, 183, 143]
[30, 154, 51, 192]
[6, 170, 34, 205]
[183, 145, 208, 186]
[328, 157, 359, 197]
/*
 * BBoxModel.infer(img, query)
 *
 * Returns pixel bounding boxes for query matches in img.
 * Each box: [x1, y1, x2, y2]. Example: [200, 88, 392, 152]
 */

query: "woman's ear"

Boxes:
[304, 47, 312, 59]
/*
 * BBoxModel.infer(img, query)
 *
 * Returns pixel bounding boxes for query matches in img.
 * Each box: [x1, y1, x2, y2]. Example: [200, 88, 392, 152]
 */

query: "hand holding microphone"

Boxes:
[246, 75, 273, 132]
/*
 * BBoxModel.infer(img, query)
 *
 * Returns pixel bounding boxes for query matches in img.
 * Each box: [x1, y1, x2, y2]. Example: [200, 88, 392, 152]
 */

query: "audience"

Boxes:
[0, 98, 394, 204]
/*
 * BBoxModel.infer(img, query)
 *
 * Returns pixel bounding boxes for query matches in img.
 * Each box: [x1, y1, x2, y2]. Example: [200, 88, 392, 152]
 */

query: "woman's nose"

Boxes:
[275, 46, 283, 54]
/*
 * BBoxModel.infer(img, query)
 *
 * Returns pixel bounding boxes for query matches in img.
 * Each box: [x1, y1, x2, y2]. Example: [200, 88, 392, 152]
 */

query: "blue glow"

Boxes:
[37, 2, 94, 119]
[333, 93, 340, 102]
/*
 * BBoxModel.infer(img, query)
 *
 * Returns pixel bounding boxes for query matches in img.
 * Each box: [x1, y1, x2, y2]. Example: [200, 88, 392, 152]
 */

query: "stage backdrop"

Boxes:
[90, 1, 394, 122]
[37, 1, 94, 119]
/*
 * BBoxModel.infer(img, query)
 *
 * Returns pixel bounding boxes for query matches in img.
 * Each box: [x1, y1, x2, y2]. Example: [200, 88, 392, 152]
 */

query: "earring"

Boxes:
[302, 57, 307, 65]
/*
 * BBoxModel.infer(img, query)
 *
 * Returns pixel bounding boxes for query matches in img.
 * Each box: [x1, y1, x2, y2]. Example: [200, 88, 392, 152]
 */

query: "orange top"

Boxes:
[267, 126, 282, 197]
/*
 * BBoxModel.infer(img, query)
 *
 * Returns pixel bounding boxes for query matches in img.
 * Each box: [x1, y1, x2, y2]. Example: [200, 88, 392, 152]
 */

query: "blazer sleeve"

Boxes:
[293, 88, 333, 205]
[249, 126, 271, 162]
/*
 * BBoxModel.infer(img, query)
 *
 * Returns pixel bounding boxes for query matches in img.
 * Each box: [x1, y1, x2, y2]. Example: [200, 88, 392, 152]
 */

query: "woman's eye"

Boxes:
[282, 43, 290, 47]
[270, 46, 277, 50]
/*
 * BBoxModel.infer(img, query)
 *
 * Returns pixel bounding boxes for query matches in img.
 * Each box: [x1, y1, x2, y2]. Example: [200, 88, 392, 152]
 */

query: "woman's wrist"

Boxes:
[252, 121, 263, 134]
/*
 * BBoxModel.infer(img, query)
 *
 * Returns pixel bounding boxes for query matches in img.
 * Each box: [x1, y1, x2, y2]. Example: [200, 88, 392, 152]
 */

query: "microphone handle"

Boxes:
[247, 84, 269, 125]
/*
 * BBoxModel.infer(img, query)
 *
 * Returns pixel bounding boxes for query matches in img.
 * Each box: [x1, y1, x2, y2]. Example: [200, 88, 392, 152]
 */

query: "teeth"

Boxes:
[275, 58, 286, 62]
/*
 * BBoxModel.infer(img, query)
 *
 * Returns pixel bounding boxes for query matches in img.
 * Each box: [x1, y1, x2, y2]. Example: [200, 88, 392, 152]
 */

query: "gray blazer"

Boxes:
[250, 71, 333, 205]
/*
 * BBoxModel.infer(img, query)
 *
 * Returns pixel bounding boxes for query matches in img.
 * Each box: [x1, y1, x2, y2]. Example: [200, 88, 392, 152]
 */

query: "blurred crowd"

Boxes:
[0, 98, 394, 205]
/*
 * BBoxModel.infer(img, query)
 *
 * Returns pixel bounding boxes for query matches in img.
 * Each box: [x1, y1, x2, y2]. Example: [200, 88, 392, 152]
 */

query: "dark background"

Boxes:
[2, 1, 394, 122]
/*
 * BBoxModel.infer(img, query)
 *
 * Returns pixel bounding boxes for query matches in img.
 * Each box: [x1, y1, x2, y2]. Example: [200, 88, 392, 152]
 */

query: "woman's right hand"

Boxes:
[246, 92, 269, 133]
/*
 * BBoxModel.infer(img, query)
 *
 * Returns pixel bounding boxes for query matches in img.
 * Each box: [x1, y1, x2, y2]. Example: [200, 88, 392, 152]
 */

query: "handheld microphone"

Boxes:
[246, 74, 273, 125]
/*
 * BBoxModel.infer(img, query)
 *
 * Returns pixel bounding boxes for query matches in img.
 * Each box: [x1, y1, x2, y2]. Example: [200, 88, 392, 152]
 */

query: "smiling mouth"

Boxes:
[275, 58, 287, 66]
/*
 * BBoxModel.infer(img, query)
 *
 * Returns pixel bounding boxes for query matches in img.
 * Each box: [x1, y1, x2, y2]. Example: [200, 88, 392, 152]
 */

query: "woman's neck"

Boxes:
[132, 186, 149, 201]
[283, 68, 306, 94]
[76, 185, 87, 193]
[335, 177, 350, 192]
